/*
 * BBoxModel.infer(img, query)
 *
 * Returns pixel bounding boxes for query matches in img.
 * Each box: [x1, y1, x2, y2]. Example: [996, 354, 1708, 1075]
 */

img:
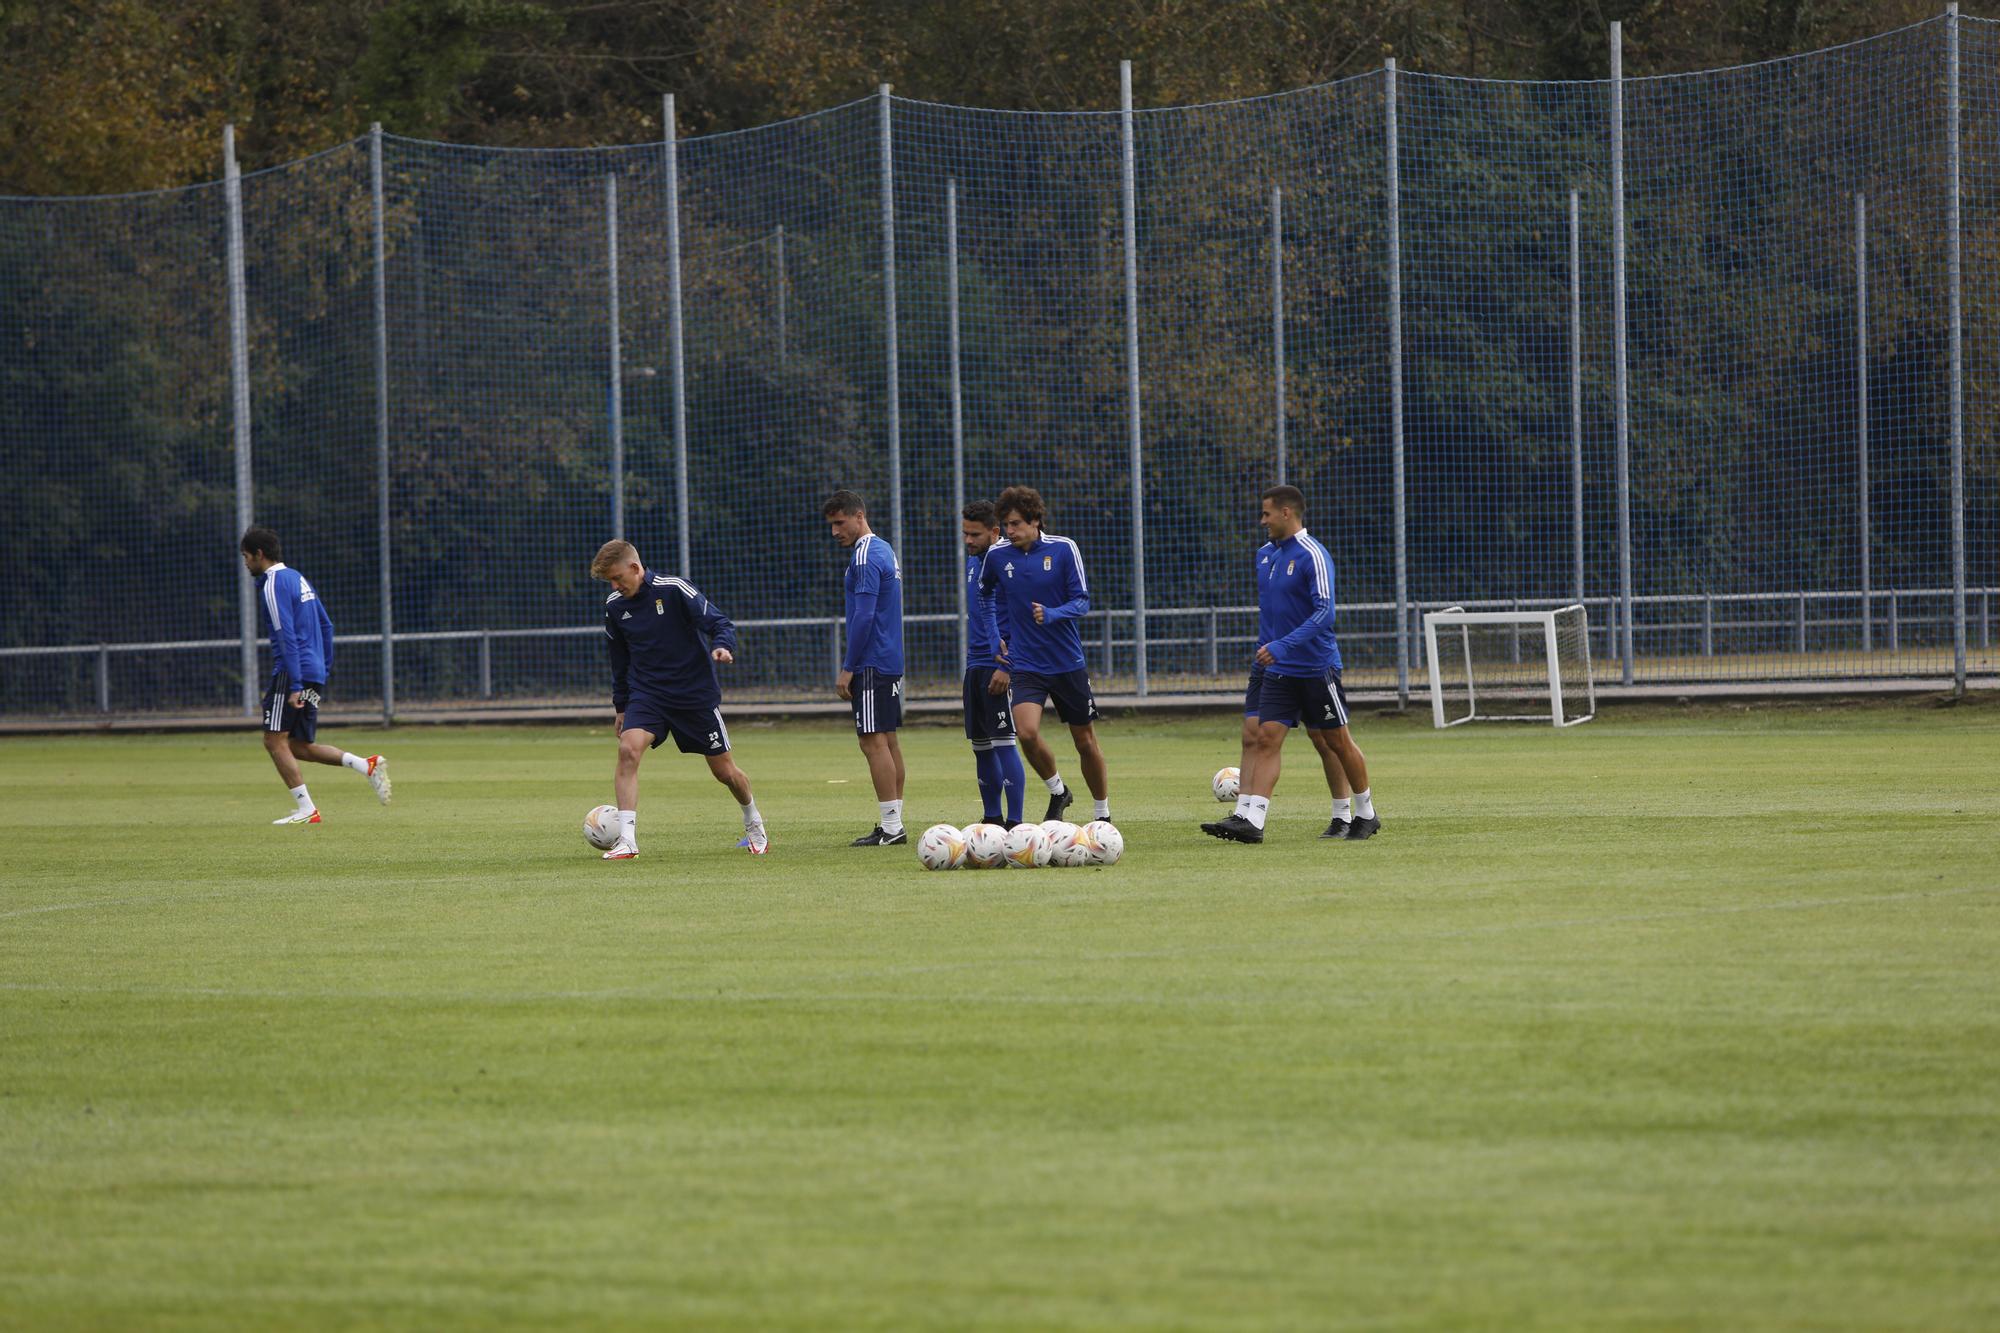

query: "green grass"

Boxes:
[3, 699, 1999, 1330]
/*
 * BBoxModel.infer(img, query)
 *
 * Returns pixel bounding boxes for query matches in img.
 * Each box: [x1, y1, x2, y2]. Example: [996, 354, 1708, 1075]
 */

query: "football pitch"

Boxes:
[3, 700, 1998, 1330]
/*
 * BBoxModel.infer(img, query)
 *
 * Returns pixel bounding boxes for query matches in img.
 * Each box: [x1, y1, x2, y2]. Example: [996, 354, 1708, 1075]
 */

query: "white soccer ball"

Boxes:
[1039, 820, 1081, 865]
[583, 804, 622, 851]
[916, 823, 967, 870]
[1080, 820, 1123, 865]
[1002, 822, 1051, 868]
[1050, 832, 1094, 867]
[963, 822, 1008, 869]
[1212, 767, 1240, 802]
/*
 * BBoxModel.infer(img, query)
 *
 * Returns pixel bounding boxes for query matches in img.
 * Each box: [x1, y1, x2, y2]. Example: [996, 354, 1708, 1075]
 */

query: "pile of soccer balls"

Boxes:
[916, 819, 1124, 870]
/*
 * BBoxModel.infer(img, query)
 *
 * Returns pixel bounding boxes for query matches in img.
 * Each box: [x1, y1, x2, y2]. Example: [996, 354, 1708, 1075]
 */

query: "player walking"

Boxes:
[239, 527, 390, 824]
[979, 486, 1111, 825]
[592, 539, 767, 859]
[1202, 486, 1378, 844]
[824, 491, 908, 846]
[1235, 533, 1355, 834]
[961, 501, 1025, 829]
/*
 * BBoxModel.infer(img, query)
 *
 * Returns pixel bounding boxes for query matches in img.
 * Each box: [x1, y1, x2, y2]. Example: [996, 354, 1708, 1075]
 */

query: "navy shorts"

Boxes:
[1243, 663, 1265, 716]
[963, 666, 1016, 742]
[1256, 668, 1350, 731]
[262, 679, 323, 743]
[850, 668, 902, 735]
[623, 696, 731, 755]
[1012, 668, 1101, 725]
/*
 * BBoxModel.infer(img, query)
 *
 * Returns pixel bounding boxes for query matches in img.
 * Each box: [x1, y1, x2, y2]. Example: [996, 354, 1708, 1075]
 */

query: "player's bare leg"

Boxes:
[707, 753, 769, 854]
[1013, 700, 1074, 821]
[605, 727, 651, 857]
[1308, 726, 1356, 838]
[853, 732, 906, 844]
[1070, 722, 1111, 822]
[264, 728, 320, 825]
[1206, 721, 1286, 843]
[1322, 725, 1379, 840]
[289, 738, 390, 804]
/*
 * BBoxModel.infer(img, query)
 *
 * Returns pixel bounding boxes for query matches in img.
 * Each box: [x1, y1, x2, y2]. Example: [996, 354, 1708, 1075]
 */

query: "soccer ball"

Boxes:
[583, 804, 622, 851]
[1212, 767, 1240, 802]
[1049, 830, 1094, 867]
[963, 822, 1008, 869]
[1002, 822, 1052, 868]
[1080, 820, 1123, 865]
[1039, 820, 1081, 865]
[917, 824, 967, 870]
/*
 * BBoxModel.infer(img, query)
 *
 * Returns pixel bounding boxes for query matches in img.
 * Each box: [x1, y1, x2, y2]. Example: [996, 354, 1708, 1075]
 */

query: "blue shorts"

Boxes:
[1243, 663, 1265, 716]
[623, 695, 731, 755]
[850, 668, 902, 735]
[1012, 668, 1101, 726]
[1256, 668, 1349, 731]
[262, 679, 323, 743]
[963, 666, 1016, 742]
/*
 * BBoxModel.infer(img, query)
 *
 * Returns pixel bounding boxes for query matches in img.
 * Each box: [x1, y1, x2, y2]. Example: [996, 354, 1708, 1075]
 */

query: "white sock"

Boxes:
[340, 752, 369, 774]
[618, 809, 637, 848]
[741, 799, 762, 829]
[1092, 798, 1110, 820]
[879, 799, 904, 834]
[1353, 788, 1375, 820]
[290, 784, 313, 813]
[1243, 795, 1270, 830]
[1044, 774, 1066, 795]
[1332, 796, 1352, 821]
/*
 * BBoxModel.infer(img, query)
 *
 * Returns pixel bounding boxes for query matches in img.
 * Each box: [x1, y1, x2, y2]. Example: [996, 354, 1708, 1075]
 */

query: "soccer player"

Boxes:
[1236, 546, 1356, 836]
[824, 491, 907, 846]
[961, 501, 1025, 828]
[1202, 486, 1379, 844]
[592, 539, 767, 859]
[239, 527, 390, 824]
[979, 485, 1111, 824]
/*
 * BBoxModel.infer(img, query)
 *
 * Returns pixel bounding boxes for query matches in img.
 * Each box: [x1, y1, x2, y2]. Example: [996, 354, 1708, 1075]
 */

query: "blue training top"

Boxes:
[842, 532, 905, 675]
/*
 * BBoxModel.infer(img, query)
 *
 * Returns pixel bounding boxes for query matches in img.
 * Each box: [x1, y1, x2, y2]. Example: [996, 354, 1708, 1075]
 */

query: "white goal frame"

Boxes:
[1423, 604, 1596, 729]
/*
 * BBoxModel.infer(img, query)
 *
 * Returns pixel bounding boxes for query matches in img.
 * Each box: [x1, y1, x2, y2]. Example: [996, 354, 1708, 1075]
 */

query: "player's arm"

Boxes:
[265, 568, 307, 693]
[606, 606, 631, 717]
[688, 584, 737, 664]
[979, 550, 1009, 657]
[838, 553, 879, 698]
[1040, 545, 1090, 623]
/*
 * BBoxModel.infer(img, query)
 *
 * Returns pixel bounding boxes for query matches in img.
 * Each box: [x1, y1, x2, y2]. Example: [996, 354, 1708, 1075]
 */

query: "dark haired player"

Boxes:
[824, 490, 908, 845]
[1202, 486, 1379, 844]
[239, 526, 390, 824]
[592, 539, 767, 858]
[961, 501, 1025, 828]
[979, 485, 1111, 824]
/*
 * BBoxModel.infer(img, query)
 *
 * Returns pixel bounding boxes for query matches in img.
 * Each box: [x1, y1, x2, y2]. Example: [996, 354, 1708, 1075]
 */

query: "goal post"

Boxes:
[1423, 604, 1596, 728]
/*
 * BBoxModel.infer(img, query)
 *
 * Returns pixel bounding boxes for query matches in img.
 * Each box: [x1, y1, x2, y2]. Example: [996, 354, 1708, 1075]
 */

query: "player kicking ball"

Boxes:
[241, 527, 390, 824]
[979, 485, 1113, 826]
[1202, 486, 1378, 844]
[592, 540, 768, 859]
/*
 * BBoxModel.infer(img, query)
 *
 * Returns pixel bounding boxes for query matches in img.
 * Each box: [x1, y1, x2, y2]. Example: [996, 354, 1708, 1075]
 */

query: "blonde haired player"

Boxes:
[591, 540, 767, 858]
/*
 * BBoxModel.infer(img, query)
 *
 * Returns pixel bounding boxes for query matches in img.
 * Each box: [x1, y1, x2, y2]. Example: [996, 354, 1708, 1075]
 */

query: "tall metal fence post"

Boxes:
[948, 177, 967, 669]
[1271, 184, 1287, 486]
[606, 174, 625, 542]
[1856, 191, 1871, 653]
[775, 223, 788, 368]
[1386, 60, 1408, 705]
[1947, 3, 1967, 691]
[369, 125, 395, 721]
[879, 84, 904, 559]
[663, 95, 690, 578]
[1570, 188, 1585, 608]
[225, 125, 257, 718]
[1610, 21, 1636, 685]
[1120, 59, 1149, 696]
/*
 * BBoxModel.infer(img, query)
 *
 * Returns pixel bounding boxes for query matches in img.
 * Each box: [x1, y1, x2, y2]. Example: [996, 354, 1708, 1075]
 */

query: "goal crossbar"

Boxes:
[1423, 604, 1595, 729]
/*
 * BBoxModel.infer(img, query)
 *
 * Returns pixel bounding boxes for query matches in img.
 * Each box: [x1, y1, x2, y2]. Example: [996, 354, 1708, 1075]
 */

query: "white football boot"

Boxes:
[363, 755, 391, 805]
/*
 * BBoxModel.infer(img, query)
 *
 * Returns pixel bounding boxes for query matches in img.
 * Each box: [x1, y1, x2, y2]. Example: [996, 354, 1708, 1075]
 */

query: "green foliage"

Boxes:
[351, 0, 561, 137]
